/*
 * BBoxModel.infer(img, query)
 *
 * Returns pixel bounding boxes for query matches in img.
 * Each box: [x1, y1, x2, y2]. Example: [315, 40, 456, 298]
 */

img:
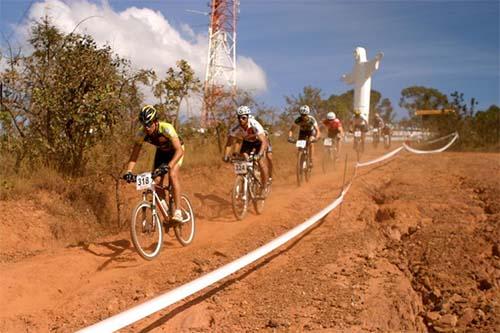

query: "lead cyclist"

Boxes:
[123, 105, 185, 222]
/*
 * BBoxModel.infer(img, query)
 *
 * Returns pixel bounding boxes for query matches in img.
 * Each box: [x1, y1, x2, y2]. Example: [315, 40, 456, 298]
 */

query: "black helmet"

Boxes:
[139, 105, 157, 126]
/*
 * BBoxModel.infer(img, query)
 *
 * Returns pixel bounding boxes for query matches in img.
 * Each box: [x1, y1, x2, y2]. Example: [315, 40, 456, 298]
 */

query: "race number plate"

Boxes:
[296, 140, 307, 148]
[234, 162, 249, 175]
[136, 172, 153, 190]
[354, 131, 362, 138]
[323, 138, 333, 146]
[373, 128, 379, 134]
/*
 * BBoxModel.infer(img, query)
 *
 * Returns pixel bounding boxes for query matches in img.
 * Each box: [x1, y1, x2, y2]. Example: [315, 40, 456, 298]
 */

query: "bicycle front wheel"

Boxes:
[174, 195, 196, 246]
[297, 151, 306, 186]
[232, 176, 248, 220]
[305, 153, 311, 182]
[322, 148, 334, 174]
[130, 201, 163, 260]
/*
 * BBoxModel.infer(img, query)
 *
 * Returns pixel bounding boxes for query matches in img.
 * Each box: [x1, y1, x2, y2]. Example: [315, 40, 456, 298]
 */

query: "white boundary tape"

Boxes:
[423, 132, 457, 145]
[356, 146, 404, 168]
[77, 132, 458, 332]
[77, 185, 352, 333]
[403, 132, 459, 154]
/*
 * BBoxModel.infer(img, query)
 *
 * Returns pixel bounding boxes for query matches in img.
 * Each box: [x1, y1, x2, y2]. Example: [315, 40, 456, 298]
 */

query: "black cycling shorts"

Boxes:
[240, 140, 262, 155]
[298, 130, 314, 140]
[153, 149, 175, 170]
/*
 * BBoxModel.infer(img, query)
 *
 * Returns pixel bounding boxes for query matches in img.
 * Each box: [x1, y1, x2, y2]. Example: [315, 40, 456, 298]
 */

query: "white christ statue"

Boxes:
[341, 47, 383, 124]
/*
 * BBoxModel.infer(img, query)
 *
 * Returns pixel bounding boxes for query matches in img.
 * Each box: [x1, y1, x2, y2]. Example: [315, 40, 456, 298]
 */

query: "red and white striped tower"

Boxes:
[202, 0, 239, 127]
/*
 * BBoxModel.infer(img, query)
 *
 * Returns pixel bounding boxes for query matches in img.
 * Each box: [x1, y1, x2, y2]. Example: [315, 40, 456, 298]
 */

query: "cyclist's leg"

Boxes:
[266, 153, 273, 180]
[252, 140, 269, 187]
[336, 133, 341, 156]
[169, 162, 181, 212]
[153, 149, 171, 200]
[169, 146, 185, 220]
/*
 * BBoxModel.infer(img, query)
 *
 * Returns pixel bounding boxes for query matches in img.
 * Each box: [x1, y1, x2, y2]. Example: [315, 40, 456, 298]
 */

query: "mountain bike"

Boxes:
[372, 127, 380, 149]
[352, 129, 364, 161]
[231, 152, 267, 220]
[382, 127, 392, 149]
[322, 136, 338, 173]
[125, 166, 195, 260]
[290, 138, 312, 186]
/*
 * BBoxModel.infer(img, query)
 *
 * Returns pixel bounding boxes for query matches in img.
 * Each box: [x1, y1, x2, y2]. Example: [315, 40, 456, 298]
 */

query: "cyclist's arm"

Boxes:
[223, 135, 235, 159]
[313, 123, 321, 140]
[168, 136, 184, 169]
[256, 132, 268, 157]
[288, 124, 298, 138]
[126, 143, 142, 172]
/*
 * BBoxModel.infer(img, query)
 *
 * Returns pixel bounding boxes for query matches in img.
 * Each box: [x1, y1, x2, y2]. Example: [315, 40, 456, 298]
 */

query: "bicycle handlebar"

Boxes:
[123, 164, 170, 183]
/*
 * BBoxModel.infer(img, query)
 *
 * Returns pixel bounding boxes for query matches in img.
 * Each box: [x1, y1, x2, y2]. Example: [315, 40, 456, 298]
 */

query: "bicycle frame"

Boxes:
[136, 173, 180, 222]
[232, 155, 262, 200]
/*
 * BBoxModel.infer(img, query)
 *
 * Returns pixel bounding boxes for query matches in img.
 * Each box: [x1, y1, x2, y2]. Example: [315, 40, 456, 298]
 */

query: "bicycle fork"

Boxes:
[238, 176, 249, 202]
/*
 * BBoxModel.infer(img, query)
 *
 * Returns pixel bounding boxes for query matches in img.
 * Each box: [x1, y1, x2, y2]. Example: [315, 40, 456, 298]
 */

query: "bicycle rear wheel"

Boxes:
[232, 176, 248, 220]
[250, 180, 265, 214]
[174, 195, 195, 246]
[130, 201, 163, 260]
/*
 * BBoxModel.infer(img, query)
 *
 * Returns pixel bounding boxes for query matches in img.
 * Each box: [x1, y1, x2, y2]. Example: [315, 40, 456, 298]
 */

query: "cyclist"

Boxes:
[123, 105, 185, 222]
[223, 105, 271, 193]
[264, 129, 274, 183]
[349, 109, 369, 151]
[381, 121, 392, 147]
[288, 105, 321, 168]
[322, 111, 344, 156]
[373, 112, 385, 130]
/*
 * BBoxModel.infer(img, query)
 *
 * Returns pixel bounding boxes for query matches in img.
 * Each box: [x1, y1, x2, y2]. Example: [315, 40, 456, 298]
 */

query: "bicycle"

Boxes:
[372, 127, 380, 149]
[382, 127, 392, 149]
[352, 129, 364, 161]
[125, 165, 195, 260]
[289, 138, 313, 186]
[230, 152, 266, 220]
[321, 136, 338, 173]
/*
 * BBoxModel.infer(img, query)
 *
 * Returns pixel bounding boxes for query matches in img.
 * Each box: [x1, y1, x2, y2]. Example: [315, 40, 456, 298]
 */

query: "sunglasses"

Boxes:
[238, 115, 248, 120]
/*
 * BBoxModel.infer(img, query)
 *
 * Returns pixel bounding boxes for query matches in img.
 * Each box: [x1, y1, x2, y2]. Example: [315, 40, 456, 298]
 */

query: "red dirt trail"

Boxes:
[1, 147, 498, 332]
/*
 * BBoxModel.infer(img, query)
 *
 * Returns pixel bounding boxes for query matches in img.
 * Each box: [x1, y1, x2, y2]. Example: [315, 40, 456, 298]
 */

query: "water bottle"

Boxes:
[159, 199, 168, 212]
[159, 199, 169, 221]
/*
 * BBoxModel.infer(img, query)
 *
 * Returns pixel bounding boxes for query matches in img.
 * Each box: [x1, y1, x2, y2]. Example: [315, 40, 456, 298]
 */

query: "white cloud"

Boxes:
[14, 0, 267, 105]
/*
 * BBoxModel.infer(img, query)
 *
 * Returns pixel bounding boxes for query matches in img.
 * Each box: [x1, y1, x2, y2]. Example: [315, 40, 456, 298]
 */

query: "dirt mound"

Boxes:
[0, 148, 499, 332]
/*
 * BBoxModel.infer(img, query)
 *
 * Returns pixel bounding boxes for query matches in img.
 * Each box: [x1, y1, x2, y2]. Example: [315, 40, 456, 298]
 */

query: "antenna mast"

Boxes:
[202, 0, 239, 127]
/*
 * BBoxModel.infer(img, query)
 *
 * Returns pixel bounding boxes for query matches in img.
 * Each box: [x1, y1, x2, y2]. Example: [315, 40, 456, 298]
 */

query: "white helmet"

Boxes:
[299, 105, 310, 115]
[327, 112, 336, 120]
[236, 105, 251, 116]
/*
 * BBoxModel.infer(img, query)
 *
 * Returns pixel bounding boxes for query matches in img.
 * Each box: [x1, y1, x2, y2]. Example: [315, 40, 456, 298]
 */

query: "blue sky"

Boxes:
[1, 0, 499, 119]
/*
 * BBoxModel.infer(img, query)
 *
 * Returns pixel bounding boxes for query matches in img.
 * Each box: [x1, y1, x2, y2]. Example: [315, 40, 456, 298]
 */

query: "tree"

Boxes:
[376, 98, 395, 123]
[474, 105, 499, 147]
[399, 86, 449, 118]
[153, 59, 201, 128]
[0, 17, 152, 175]
[284, 86, 324, 120]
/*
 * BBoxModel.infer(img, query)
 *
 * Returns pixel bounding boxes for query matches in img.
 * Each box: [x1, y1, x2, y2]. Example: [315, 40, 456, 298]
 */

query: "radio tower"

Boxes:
[202, 0, 239, 127]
